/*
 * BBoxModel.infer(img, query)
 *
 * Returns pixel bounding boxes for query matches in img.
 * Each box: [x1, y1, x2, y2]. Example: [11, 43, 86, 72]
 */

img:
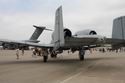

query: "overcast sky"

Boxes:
[0, 0, 125, 44]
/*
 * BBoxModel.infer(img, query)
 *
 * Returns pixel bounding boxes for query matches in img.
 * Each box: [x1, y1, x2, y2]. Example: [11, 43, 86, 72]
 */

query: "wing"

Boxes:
[65, 35, 104, 47]
[18, 42, 54, 48]
[105, 38, 125, 49]
[105, 38, 125, 44]
[65, 36, 125, 48]
[0, 39, 54, 48]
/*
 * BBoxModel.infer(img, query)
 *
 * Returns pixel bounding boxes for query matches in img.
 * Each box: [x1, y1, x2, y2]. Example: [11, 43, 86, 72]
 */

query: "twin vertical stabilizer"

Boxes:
[53, 6, 64, 50]
[30, 25, 46, 41]
[112, 16, 125, 40]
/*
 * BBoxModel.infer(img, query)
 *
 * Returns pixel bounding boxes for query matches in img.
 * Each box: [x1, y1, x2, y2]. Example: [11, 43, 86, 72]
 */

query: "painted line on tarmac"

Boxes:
[60, 72, 82, 83]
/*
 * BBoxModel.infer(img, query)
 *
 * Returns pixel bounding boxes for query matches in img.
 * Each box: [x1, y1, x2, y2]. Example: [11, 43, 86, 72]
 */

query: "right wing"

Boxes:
[65, 35, 104, 47]
[105, 38, 125, 49]
[65, 36, 125, 48]
[105, 38, 125, 44]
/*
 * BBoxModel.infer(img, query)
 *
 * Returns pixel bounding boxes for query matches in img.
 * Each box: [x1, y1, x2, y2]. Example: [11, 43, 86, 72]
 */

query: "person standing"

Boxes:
[32, 48, 36, 58]
[21, 48, 24, 56]
[16, 49, 19, 59]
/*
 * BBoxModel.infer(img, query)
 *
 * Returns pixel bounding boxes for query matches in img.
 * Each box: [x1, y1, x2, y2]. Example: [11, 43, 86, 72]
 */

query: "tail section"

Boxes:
[112, 16, 125, 49]
[53, 6, 64, 50]
[25, 25, 52, 43]
[30, 25, 46, 41]
[112, 16, 125, 40]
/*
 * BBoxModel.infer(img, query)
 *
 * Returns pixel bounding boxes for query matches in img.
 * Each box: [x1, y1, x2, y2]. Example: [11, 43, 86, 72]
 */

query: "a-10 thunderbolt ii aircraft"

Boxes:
[0, 6, 125, 62]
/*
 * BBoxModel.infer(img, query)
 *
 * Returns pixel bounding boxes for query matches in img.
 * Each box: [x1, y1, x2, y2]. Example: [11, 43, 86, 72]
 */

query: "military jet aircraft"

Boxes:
[0, 6, 125, 62]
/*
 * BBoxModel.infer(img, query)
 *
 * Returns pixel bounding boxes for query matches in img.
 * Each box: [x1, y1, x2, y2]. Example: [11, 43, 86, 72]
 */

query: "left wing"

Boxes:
[0, 39, 54, 48]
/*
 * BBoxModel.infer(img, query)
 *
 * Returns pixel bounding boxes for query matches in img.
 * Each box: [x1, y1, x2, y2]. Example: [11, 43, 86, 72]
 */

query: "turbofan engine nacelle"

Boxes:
[51, 28, 72, 40]
[64, 28, 72, 38]
[74, 29, 97, 36]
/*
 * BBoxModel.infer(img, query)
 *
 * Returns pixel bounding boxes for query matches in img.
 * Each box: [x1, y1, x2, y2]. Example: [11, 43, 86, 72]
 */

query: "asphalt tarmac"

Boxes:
[0, 50, 125, 83]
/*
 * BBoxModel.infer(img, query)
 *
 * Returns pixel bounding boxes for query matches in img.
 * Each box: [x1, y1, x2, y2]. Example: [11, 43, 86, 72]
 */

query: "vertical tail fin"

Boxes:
[53, 6, 64, 50]
[112, 16, 125, 40]
[112, 16, 125, 49]
[28, 25, 46, 43]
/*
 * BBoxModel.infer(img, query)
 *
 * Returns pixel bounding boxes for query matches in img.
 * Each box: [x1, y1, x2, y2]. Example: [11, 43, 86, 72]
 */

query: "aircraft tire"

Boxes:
[79, 54, 84, 60]
[50, 52, 57, 58]
[43, 56, 48, 62]
[79, 50, 85, 61]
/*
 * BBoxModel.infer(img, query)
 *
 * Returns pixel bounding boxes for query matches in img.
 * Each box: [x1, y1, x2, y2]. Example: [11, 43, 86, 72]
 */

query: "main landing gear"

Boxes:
[50, 51, 57, 58]
[42, 49, 49, 62]
[43, 55, 48, 62]
[79, 48, 85, 61]
[43, 50, 58, 62]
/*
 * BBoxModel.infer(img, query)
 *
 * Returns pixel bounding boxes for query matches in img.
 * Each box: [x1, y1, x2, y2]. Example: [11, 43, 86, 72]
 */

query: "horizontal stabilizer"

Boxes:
[29, 25, 52, 42]
[33, 25, 53, 31]
[29, 25, 45, 41]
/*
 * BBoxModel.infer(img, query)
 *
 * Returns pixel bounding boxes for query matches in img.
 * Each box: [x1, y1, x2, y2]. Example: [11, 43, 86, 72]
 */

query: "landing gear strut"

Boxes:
[50, 51, 57, 58]
[42, 49, 48, 62]
[43, 55, 48, 62]
[79, 48, 85, 61]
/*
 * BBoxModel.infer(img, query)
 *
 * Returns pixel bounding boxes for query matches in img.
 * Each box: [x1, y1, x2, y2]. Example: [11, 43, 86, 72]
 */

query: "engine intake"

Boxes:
[89, 31, 97, 35]
[64, 29, 72, 38]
